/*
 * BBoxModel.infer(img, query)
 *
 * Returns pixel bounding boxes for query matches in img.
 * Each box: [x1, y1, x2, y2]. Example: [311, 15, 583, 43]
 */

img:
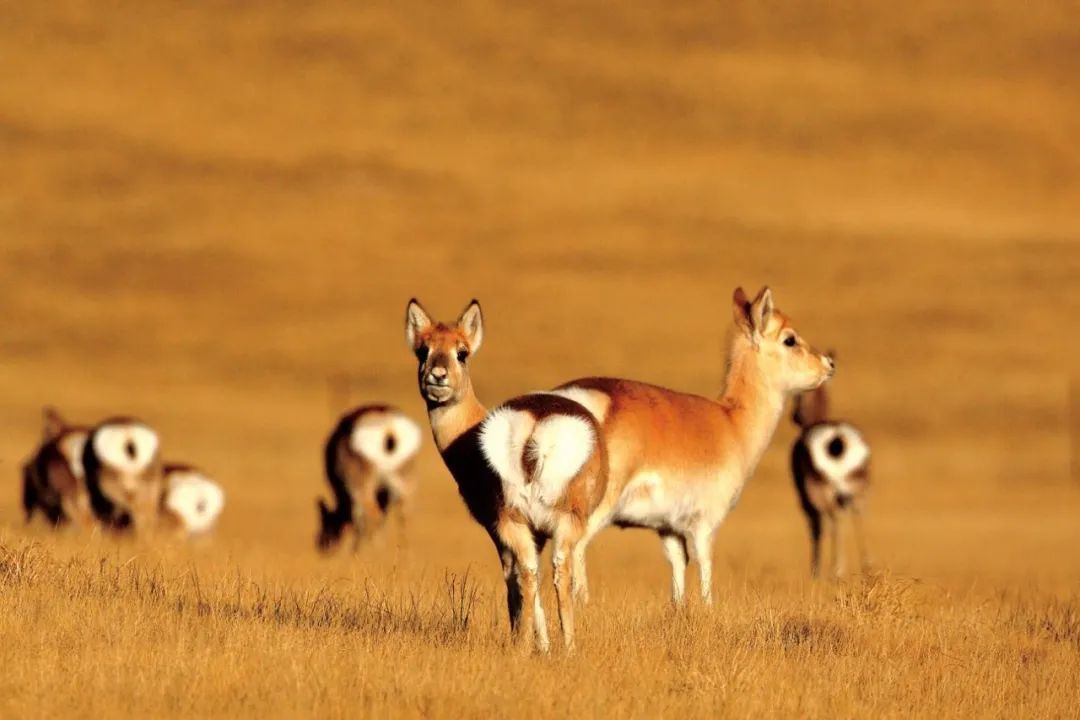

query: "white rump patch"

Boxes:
[805, 423, 870, 496]
[164, 469, 225, 535]
[349, 412, 422, 474]
[93, 423, 159, 475]
[528, 414, 596, 503]
[480, 400, 595, 527]
[59, 430, 88, 479]
[548, 387, 611, 425]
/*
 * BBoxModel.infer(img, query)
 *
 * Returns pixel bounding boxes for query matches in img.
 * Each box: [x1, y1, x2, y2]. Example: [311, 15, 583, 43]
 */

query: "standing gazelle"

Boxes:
[160, 464, 226, 539]
[405, 299, 607, 652]
[791, 382, 872, 578]
[21, 407, 92, 528]
[82, 417, 165, 534]
[553, 286, 834, 606]
[316, 405, 422, 553]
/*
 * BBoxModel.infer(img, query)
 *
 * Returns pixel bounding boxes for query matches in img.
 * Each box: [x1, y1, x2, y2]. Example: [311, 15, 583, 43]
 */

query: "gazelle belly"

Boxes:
[613, 470, 742, 532]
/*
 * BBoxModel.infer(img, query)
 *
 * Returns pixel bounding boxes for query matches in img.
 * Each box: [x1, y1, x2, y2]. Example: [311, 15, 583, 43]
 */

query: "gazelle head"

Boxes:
[732, 286, 834, 395]
[83, 418, 165, 532]
[405, 299, 484, 408]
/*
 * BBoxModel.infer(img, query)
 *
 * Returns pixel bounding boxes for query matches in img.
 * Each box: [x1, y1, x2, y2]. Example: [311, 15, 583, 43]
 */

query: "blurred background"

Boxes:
[2, 1, 1077, 585]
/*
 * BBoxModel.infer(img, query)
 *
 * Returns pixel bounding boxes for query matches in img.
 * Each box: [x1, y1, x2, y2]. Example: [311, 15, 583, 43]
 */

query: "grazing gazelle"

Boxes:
[82, 417, 165, 534]
[160, 464, 226, 539]
[553, 286, 834, 606]
[791, 381, 872, 578]
[405, 299, 607, 652]
[21, 407, 93, 528]
[316, 405, 422, 553]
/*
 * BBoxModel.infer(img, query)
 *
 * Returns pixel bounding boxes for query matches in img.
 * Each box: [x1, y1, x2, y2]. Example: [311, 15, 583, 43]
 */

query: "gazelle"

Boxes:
[21, 407, 93, 528]
[553, 286, 834, 606]
[316, 404, 422, 553]
[790, 381, 872, 577]
[405, 299, 607, 652]
[160, 464, 226, 539]
[82, 417, 165, 534]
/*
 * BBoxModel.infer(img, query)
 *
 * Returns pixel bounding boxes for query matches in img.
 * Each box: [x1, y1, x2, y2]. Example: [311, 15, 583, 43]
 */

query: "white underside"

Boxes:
[349, 412, 422, 474]
[614, 468, 743, 533]
[480, 401, 595, 532]
[805, 422, 870, 495]
[93, 423, 159, 475]
[164, 469, 225, 535]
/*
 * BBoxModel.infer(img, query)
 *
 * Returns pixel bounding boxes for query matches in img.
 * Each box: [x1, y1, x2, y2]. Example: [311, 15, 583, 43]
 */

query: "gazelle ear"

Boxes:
[405, 299, 433, 350]
[42, 406, 66, 441]
[457, 299, 484, 353]
[732, 287, 755, 339]
[750, 287, 774, 334]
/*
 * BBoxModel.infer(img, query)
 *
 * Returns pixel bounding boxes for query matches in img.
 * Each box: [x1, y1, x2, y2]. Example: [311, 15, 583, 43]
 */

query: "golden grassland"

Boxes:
[1, 1, 1079, 717]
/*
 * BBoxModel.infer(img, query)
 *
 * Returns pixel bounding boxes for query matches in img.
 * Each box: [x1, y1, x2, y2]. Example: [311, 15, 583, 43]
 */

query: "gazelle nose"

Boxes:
[430, 367, 447, 379]
[824, 356, 836, 372]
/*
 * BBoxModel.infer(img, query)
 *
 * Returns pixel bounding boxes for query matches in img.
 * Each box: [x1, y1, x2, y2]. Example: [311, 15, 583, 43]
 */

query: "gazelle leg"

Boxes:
[499, 545, 522, 634]
[830, 510, 846, 578]
[851, 502, 872, 573]
[497, 520, 548, 652]
[660, 530, 688, 606]
[553, 518, 583, 651]
[571, 504, 615, 605]
[807, 509, 823, 578]
[689, 527, 716, 606]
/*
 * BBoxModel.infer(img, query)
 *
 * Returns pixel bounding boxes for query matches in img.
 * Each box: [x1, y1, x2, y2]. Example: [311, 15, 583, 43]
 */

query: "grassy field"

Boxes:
[1, 1, 1078, 717]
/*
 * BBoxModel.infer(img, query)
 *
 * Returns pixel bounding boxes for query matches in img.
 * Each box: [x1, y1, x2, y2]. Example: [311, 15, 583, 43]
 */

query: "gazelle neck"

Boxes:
[717, 335, 787, 476]
[427, 385, 487, 452]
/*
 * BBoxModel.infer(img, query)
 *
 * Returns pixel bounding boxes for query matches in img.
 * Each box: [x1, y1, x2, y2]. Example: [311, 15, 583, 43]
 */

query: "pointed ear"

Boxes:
[732, 287, 754, 338]
[42, 406, 66, 441]
[456, 299, 484, 353]
[750, 287, 774, 334]
[405, 299, 433, 350]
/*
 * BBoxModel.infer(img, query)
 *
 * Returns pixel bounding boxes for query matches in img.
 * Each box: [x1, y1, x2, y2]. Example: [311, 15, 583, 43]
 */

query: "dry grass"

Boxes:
[1, 0, 1079, 717]
[1, 534, 1077, 719]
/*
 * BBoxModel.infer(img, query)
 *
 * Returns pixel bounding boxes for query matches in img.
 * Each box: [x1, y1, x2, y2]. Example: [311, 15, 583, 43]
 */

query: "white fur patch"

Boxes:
[349, 412, 421, 474]
[480, 402, 595, 529]
[548, 387, 611, 425]
[58, 430, 88, 479]
[164, 469, 225, 535]
[93, 423, 159, 475]
[805, 423, 870, 495]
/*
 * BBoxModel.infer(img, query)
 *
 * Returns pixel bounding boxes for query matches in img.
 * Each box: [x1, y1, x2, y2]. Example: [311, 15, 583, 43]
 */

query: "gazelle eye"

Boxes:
[415, 346, 429, 363]
[456, 349, 469, 363]
[783, 335, 798, 348]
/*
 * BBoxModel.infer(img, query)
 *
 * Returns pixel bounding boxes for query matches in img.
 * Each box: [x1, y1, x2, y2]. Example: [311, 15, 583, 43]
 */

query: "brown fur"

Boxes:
[406, 298, 607, 652]
[557, 286, 835, 605]
[21, 407, 94, 529]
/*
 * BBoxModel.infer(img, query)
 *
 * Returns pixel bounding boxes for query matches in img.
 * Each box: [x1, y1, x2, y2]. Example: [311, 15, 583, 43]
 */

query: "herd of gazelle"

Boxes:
[22, 408, 224, 538]
[19, 286, 872, 652]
